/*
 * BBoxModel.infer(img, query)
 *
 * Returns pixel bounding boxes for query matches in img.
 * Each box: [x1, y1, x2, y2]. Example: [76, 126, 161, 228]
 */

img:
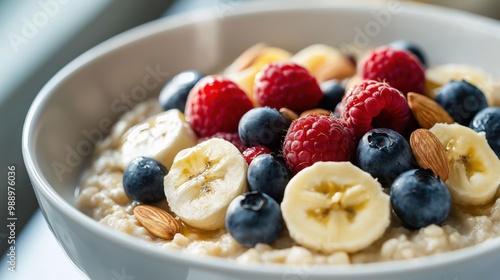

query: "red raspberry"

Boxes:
[360, 47, 425, 95]
[342, 80, 411, 140]
[254, 62, 323, 113]
[242, 145, 272, 165]
[185, 76, 254, 138]
[282, 114, 356, 174]
[199, 132, 247, 152]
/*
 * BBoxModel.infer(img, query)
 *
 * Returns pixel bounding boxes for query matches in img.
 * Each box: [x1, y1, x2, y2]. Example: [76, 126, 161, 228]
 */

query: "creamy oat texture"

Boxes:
[76, 100, 500, 265]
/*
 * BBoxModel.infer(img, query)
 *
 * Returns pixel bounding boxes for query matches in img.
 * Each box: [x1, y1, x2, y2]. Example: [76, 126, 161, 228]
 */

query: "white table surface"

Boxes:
[0, 210, 88, 280]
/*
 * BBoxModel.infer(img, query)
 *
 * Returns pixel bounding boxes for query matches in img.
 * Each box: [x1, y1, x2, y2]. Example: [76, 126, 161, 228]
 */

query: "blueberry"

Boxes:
[389, 40, 427, 67]
[435, 80, 488, 126]
[247, 154, 291, 203]
[238, 107, 288, 150]
[123, 157, 167, 203]
[225, 191, 283, 247]
[318, 80, 345, 111]
[390, 169, 451, 229]
[469, 107, 500, 158]
[356, 128, 414, 186]
[159, 70, 204, 112]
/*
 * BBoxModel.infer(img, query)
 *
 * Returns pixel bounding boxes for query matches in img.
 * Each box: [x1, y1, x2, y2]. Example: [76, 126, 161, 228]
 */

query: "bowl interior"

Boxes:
[23, 0, 500, 277]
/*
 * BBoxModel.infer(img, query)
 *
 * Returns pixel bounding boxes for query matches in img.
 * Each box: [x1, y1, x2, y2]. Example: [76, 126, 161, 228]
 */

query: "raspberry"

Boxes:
[282, 114, 356, 174]
[199, 132, 247, 152]
[254, 62, 323, 113]
[342, 80, 411, 140]
[185, 76, 254, 138]
[361, 47, 425, 95]
[242, 146, 272, 165]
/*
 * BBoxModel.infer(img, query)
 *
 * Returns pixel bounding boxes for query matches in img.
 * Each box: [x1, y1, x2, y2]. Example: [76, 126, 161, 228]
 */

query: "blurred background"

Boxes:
[0, 0, 498, 278]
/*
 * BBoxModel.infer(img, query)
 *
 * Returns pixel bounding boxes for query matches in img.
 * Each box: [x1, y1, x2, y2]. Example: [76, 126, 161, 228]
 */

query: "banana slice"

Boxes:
[120, 109, 197, 169]
[164, 138, 248, 230]
[225, 46, 291, 104]
[290, 44, 355, 82]
[430, 123, 500, 205]
[281, 161, 390, 253]
[425, 64, 499, 106]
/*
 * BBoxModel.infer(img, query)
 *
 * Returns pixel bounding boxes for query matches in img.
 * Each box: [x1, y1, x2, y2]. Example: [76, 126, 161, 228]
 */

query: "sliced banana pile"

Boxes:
[119, 109, 198, 170]
[281, 161, 390, 253]
[425, 64, 499, 106]
[164, 138, 248, 231]
[290, 44, 355, 82]
[430, 123, 500, 205]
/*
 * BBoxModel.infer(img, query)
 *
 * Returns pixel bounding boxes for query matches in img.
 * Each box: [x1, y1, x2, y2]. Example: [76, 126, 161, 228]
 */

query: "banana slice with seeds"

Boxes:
[430, 123, 500, 205]
[164, 138, 248, 231]
[119, 109, 197, 169]
[281, 161, 390, 253]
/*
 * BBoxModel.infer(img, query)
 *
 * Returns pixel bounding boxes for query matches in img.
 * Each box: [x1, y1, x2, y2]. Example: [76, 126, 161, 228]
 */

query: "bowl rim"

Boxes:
[22, 0, 500, 277]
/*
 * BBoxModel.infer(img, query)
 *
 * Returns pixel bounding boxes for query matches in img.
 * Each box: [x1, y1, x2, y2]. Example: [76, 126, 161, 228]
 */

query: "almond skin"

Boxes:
[299, 108, 331, 118]
[410, 128, 450, 182]
[279, 107, 299, 122]
[315, 57, 356, 82]
[407, 92, 454, 129]
[229, 42, 268, 72]
[134, 205, 180, 240]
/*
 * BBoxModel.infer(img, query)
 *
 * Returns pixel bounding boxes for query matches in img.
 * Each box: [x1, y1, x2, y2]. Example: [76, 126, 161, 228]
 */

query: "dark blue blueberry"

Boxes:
[225, 191, 283, 247]
[389, 40, 427, 67]
[123, 157, 167, 203]
[469, 107, 500, 158]
[435, 80, 488, 126]
[356, 128, 414, 186]
[247, 154, 291, 203]
[318, 80, 345, 111]
[238, 107, 288, 150]
[159, 70, 204, 112]
[390, 169, 451, 229]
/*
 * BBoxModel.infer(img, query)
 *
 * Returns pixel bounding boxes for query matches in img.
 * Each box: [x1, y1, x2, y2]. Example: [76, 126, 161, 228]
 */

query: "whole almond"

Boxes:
[299, 108, 331, 118]
[134, 205, 180, 240]
[315, 57, 356, 83]
[279, 107, 299, 122]
[228, 42, 268, 72]
[407, 92, 454, 129]
[410, 128, 449, 182]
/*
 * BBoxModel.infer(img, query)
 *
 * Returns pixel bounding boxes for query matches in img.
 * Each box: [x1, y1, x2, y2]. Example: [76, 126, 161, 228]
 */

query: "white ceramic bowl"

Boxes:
[22, 1, 500, 279]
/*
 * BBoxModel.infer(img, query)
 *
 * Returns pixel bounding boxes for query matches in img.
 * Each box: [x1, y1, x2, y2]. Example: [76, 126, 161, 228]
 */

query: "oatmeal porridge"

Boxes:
[76, 43, 500, 265]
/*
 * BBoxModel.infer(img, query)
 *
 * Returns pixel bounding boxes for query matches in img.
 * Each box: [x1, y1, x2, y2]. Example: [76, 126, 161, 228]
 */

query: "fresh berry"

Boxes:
[247, 154, 291, 202]
[242, 146, 272, 165]
[238, 107, 288, 150]
[199, 132, 246, 152]
[435, 80, 488, 126]
[159, 70, 204, 112]
[356, 128, 414, 186]
[333, 101, 345, 118]
[342, 80, 411, 140]
[185, 76, 254, 138]
[225, 191, 283, 247]
[388, 40, 427, 67]
[123, 157, 168, 204]
[390, 169, 451, 229]
[469, 107, 500, 157]
[254, 62, 323, 113]
[318, 80, 345, 111]
[360, 46, 425, 95]
[282, 114, 356, 174]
